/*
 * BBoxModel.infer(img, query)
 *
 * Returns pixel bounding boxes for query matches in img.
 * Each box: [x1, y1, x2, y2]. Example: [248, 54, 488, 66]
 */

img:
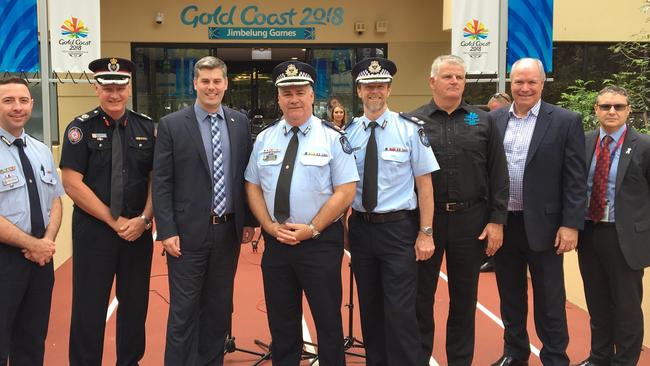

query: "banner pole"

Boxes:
[498, 0, 508, 93]
[37, 0, 52, 147]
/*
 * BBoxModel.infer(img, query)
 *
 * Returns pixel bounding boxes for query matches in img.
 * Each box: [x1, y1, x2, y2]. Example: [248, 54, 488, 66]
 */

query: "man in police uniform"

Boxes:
[0, 77, 64, 365]
[60, 58, 155, 366]
[345, 57, 439, 366]
[411, 55, 509, 366]
[245, 61, 358, 365]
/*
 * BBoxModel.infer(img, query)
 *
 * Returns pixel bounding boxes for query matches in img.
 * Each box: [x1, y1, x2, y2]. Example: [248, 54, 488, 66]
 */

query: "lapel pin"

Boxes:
[230, 118, 235, 123]
[626, 148, 632, 154]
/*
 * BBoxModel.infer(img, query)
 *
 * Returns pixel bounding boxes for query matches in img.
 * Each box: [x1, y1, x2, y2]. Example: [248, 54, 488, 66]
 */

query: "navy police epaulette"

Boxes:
[257, 117, 282, 134]
[321, 119, 345, 135]
[343, 117, 359, 131]
[130, 109, 154, 121]
[75, 109, 100, 122]
[399, 112, 425, 126]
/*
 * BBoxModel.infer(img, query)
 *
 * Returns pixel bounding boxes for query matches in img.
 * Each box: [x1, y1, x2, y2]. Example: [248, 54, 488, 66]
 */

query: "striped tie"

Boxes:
[210, 113, 227, 216]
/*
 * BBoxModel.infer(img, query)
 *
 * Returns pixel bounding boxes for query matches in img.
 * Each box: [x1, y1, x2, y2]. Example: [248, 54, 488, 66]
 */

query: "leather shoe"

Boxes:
[491, 355, 529, 366]
[480, 260, 495, 272]
[571, 360, 600, 366]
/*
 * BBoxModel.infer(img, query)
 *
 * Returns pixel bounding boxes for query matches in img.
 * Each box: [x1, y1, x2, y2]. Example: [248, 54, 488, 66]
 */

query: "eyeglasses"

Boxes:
[491, 92, 511, 103]
[597, 104, 629, 112]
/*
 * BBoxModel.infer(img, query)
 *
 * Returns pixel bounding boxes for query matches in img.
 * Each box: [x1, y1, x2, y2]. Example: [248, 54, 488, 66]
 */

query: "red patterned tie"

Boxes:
[588, 135, 613, 222]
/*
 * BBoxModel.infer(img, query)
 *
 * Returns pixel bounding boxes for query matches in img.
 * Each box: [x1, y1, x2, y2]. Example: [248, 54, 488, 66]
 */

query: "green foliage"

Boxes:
[557, 80, 600, 131]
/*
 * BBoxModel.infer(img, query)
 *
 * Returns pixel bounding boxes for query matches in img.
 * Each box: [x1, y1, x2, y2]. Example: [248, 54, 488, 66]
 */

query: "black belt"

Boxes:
[435, 199, 482, 212]
[352, 209, 414, 224]
[210, 213, 234, 225]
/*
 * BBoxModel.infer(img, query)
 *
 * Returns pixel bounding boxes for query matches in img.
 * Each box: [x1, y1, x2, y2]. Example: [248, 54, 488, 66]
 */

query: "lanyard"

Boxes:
[594, 128, 627, 166]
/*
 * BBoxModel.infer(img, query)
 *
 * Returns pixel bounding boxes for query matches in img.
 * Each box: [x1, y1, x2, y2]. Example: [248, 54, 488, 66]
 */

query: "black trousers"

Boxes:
[261, 221, 345, 366]
[164, 219, 240, 366]
[69, 210, 153, 366]
[416, 202, 486, 366]
[494, 213, 569, 366]
[0, 245, 53, 366]
[578, 221, 644, 366]
[349, 212, 421, 366]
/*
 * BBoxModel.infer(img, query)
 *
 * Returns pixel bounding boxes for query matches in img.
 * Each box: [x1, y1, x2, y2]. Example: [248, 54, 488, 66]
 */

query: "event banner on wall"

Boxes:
[0, 0, 39, 72]
[451, 0, 499, 75]
[507, 0, 553, 72]
[49, 0, 100, 72]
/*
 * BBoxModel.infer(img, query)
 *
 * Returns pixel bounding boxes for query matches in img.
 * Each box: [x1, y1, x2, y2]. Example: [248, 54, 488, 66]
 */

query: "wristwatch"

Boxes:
[419, 226, 433, 236]
[308, 223, 321, 239]
[140, 215, 153, 230]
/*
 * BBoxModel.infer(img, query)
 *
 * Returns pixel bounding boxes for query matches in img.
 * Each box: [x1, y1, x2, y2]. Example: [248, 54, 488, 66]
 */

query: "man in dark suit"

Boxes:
[575, 85, 650, 366]
[489, 58, 587, 366]
[153, 56, 255, 366]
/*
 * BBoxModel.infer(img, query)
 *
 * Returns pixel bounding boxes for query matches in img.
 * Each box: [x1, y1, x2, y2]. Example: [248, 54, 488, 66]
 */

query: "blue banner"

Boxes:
[0, 0, 39, 72]
[209, 27, 315, 40]
[507, 0, 553, 72]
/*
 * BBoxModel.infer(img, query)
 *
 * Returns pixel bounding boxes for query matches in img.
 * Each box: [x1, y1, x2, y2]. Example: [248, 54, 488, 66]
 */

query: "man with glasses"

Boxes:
[575, 85, 650, 366]
[411, 54, 509, 366]
[0, 77, 64, 365]
[61, 58, 155, 366]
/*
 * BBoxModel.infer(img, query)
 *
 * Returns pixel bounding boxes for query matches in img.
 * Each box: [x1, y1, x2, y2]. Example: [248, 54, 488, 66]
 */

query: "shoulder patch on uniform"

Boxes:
[321, 119, 345, 135]
[67, 126, 83, 144]
[418, 129, 430, 147]
[75, 109, 100, 122]
[130, 109, 153, 121]
[399, 112, 425, 126]
[257, 117, 282, 134]
[339, 135, 353, 154]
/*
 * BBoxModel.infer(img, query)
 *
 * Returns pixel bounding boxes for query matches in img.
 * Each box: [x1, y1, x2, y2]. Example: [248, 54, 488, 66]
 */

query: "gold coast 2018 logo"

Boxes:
[460, 19, 491, 58]
[59, 17, 92, 57]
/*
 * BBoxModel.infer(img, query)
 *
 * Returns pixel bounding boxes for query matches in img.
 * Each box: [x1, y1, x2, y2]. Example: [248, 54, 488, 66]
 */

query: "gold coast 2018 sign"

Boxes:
[180, 4, 345, 40]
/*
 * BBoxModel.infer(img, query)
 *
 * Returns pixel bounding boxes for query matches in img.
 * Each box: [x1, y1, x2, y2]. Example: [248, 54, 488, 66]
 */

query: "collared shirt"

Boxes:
[0, 127, 64, 235]
[412, 100, 509, 223]
[245, 115, 359, 224]
[345, 108, 439, 213]
[194, 103, 233, 214]
[60, 108, 155, 218]
[586, 124, 627, 222]
[503, 99, 542, 211]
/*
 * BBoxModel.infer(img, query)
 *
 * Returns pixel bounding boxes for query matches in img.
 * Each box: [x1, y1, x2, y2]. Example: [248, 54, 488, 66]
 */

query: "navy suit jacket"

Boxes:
[491, 101, 587, 251]
[584, 127, 650, 269]
[153, 105, 254, 249]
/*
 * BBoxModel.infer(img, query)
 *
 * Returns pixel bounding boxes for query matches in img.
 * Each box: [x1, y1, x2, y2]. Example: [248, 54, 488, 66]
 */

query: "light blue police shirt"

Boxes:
[0, 127, 64, 235]
[245, 115, 359, 224]
[345, 108, 439, 213]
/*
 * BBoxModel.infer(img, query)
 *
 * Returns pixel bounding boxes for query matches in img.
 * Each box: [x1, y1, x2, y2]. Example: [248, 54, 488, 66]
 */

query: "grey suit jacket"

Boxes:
[584, 127, 650, 269]
[152, 104, 254, 248]
[491, 101, 587, 251]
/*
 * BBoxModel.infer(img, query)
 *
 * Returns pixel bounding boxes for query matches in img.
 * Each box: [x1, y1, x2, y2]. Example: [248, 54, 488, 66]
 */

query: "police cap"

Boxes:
[88, 57, 134, 85]
[352, 57, 397, 84]
[272, 61, 316, 87]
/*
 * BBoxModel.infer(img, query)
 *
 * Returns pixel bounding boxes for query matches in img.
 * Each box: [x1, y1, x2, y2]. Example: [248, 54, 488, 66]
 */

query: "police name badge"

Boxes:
[68, 126, 83, 144]
[418, 129, 430, 147]
[340, 136, 353, 154]
[262, 148, 281, 162]
[91, 133, 108, 141]
[3, 175, 19, 187]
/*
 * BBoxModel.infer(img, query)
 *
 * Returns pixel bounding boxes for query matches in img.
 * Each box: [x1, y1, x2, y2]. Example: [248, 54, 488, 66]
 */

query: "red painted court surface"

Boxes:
[45, 232, 649, 365]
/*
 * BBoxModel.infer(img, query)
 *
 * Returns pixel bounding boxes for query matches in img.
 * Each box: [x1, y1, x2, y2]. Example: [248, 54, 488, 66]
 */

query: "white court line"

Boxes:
[437, 271, 541, 357]
[344, 250, 440, 366]
[105, 231, 158, 323]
